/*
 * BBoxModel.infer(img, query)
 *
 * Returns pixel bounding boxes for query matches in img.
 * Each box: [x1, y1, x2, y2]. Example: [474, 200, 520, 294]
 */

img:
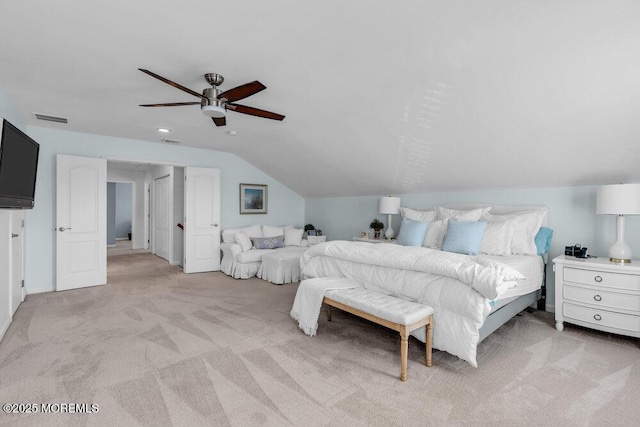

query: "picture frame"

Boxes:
[360, 231, 369, 239]
[240, 183, 268, 214]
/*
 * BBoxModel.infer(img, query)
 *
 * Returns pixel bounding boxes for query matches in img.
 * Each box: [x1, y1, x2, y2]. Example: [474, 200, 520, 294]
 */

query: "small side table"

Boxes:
[307, 235, 327, 246]
[353, 237, 395, 243]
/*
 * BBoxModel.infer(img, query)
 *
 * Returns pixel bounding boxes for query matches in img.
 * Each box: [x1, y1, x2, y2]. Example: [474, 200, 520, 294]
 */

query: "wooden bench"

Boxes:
[322, 286, 434, 382]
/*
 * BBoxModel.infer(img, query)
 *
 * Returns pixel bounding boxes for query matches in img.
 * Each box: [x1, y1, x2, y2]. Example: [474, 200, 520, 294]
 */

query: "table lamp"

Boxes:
[379, 196, 401, 240]
[596, 183, 640, 263]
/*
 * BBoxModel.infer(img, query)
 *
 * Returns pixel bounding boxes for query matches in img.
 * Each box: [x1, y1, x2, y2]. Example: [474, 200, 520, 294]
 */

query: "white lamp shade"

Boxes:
[379, 196, 401, 215]
[596, 184, 640, 215]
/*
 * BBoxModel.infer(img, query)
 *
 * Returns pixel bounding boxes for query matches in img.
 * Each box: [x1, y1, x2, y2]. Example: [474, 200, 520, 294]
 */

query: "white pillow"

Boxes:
[437, 206, 491, 221]
[234, 231, 253, 252]
[284, 228, 304, 246]
[221, 225, 263, 243]
[262, 225, 285, 238]
[400, 207, 437, 222]
[423, 219, 448, 249]
[480, 221, 513, 256]
[482, 210, 546, 255]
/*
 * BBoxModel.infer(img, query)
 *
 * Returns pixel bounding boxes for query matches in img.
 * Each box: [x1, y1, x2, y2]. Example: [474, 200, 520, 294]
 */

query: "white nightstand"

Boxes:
[553, 255, 640, 338]
[307, 235, 327, 246]
[353, 237, 395, 243]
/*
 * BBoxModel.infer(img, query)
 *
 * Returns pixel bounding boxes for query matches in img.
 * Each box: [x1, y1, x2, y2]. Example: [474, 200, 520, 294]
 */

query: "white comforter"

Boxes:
[300, 241, 525, 367]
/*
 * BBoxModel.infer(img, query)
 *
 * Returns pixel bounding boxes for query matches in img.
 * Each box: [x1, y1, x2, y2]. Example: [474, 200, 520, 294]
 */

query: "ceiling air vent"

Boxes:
[33, 113, 68, 124]
[161, 138, 181, 144]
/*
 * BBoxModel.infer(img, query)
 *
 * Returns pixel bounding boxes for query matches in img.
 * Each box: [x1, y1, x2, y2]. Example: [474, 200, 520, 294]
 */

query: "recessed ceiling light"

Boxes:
[225, 130, 238, 136]
[157, 128, 171, 133]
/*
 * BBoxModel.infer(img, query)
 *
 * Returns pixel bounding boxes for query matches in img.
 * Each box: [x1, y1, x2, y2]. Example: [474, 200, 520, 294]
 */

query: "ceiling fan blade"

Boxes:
[212, 116, 226, 127]
[138, 68, 205, 100]
[139, 102, 201, 107]
[227, 103, 285, 121]
[218, 81, 266, 102]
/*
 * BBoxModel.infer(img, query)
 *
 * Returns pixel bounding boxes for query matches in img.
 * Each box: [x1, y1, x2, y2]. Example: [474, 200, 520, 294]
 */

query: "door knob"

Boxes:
[11, 233, 19, 238]
[211, 223, 219, 227]
[58, 227, 72, 232]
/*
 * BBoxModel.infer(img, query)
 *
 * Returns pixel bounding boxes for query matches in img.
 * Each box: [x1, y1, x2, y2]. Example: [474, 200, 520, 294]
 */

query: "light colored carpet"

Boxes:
[1, 252, 639, 426]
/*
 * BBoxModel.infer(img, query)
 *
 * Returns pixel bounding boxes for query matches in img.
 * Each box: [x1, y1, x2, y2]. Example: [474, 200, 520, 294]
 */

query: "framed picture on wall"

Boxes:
[240, 183, 268, 214]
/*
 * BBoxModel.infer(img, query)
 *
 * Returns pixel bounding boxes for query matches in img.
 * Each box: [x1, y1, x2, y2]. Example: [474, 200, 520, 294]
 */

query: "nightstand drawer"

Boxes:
[564, 267, 640, 291]
[564, 284, 640, 312]
[564, 303, 640, 333]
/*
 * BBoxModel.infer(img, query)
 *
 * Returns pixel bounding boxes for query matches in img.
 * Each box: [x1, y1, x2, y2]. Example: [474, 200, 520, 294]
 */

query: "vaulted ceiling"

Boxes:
[2, 1, 640, 197]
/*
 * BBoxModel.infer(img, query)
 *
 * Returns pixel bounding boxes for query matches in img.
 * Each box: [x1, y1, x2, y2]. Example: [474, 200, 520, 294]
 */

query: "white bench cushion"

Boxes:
[325, 287, 434, 325]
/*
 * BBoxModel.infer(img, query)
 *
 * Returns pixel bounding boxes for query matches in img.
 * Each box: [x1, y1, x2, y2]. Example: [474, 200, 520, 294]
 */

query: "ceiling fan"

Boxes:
[138, 68, 285, 127]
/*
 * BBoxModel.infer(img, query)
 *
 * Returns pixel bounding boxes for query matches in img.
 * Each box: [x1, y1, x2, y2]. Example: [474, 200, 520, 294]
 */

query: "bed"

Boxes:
[299, 203, 552, 367]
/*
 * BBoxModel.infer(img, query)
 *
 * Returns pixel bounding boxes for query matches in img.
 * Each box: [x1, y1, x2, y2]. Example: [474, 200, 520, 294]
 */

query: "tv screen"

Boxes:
[0, 118, 40, 209]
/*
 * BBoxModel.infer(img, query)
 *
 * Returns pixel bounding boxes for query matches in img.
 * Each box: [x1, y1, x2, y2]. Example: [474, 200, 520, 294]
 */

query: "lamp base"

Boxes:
[610, 257, 631, 264]
[384, 214, 395, 240]
[608, 215, 633, 264]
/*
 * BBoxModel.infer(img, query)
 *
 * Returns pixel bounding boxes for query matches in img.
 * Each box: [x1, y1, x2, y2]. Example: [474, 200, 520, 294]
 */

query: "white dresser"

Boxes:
[553, 255, 640, 337]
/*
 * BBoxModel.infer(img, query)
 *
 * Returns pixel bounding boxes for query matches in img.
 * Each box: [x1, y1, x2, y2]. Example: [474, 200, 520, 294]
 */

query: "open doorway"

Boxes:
[106, 160, 185, 266]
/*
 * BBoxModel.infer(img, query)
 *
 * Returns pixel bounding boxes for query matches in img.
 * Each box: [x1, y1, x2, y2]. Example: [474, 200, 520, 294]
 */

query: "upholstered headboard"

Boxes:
[407, 203, 549, 227]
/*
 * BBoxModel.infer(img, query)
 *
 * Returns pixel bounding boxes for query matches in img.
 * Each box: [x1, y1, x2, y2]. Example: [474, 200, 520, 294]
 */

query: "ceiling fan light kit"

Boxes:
[201, 105, 226, 118]
[138, 68, 284, 127]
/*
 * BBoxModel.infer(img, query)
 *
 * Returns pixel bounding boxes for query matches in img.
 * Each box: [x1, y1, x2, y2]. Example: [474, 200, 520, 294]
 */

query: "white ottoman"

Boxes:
[258, 250, 304, 284]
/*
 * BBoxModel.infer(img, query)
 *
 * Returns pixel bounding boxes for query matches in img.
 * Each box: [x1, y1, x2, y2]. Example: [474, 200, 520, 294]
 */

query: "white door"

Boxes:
[10, 211, 24, 315]
[184, 167, 220, 273]
[56, 154, 107, 291]
[153, 175, 171, 262]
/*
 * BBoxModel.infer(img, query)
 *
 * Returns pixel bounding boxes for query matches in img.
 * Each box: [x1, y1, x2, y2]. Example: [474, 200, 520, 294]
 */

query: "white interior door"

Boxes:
[56, 154, 106, 291]
[153, 175, 171, 262]
[10, 211, 24, 315]
[184, 167, 220, 273]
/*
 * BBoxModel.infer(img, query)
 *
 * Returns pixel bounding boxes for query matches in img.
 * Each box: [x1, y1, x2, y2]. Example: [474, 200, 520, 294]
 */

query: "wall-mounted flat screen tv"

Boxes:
[0, 118, 40, 209]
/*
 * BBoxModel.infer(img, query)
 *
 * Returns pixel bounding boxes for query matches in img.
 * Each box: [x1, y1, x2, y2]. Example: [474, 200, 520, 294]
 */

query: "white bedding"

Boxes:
[300, 241, 543, 367]
[480, 254, 544, 309]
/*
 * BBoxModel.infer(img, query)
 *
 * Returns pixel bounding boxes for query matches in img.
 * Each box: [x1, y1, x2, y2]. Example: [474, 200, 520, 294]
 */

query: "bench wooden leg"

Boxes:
[326, 305, 332, 321]
[400, 326, 408, 382]
[425, 315, 433, 367]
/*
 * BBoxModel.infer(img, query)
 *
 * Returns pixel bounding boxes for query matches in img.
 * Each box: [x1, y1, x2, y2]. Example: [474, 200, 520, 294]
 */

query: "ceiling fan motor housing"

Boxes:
[201, 87, 226, 118]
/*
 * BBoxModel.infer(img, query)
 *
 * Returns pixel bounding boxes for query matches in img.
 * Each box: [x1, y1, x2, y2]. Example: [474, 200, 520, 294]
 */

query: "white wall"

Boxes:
[305, 185, 640, 312]
[23, 126, 305, 293]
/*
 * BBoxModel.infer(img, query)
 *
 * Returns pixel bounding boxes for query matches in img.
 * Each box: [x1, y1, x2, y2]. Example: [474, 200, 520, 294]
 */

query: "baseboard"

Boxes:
[0, 315, 10, 343]
[107, 244, 117, 248]
[546, 304, 555, 313]
[27, 286, 55, 295]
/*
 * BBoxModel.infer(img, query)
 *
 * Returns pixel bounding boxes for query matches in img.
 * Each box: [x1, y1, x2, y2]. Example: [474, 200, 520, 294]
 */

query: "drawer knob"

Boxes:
[594, 275, 603, 283]
[593, 294, 602, 302]
[594, 314, 602, 321]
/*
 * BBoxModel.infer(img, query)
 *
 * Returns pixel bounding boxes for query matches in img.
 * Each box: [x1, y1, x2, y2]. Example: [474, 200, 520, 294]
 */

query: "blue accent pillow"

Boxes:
[442, 220, 488, 255]
[252, 235, 285, 249]
[396, 218, 429, 247]
[534, 227, 553, 255]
